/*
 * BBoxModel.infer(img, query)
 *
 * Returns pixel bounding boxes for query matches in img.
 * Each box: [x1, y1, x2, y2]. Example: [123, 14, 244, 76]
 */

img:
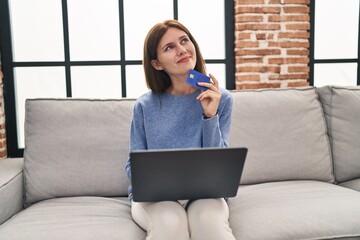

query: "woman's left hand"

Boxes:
[196, 73, 221, 118]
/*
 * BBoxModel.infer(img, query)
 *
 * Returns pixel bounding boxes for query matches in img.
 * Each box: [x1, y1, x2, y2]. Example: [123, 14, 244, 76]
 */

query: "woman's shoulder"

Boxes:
[135, 91, 158, 105]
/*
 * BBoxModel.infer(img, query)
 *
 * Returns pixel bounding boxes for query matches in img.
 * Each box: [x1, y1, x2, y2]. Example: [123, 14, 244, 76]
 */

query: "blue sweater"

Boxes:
[125, 88, 233, 197]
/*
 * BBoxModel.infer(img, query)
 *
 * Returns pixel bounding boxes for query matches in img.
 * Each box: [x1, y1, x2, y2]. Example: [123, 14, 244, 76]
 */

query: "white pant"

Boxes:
[131, 198, 236, 240]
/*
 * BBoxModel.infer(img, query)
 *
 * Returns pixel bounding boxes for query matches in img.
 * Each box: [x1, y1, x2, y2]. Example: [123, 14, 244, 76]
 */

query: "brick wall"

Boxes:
[0, 66, 7, 158]
[234, 0, 310, 89]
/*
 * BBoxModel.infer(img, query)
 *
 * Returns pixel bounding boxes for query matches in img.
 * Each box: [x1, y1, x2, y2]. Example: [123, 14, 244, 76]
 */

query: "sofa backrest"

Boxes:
[230, 87, 335, 185]
[24, 99, 135, 206]
[317, 86, 360, 183]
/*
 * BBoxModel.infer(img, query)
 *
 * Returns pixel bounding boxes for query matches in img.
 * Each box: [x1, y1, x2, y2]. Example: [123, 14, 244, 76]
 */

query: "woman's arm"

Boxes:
[202, 91, 233, 148]
[125, 102, 147, 180]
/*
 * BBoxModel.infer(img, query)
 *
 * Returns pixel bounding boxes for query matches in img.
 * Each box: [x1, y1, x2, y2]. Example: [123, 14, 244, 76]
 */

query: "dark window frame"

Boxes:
[309, 0, 360, 86]
[0, 0, 235, 157]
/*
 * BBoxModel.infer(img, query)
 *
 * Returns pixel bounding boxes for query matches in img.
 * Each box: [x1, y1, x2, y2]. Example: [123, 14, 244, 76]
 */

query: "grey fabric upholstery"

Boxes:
[317, 86, 360, 184]
[340, 179, 360, 192]
[230, 88, 334, 185]
[24, 99, 136, 205]
[0, 158, 23, 225]
[229, 181, 360, 240]
[0, 197, 145, 240]
[1, 87, 360, 239]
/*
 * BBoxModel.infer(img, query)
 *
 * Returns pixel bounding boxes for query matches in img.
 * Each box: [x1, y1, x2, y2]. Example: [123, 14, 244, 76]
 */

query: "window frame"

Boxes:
[0, 0, 235, 157]
[309, 0, 360, 86]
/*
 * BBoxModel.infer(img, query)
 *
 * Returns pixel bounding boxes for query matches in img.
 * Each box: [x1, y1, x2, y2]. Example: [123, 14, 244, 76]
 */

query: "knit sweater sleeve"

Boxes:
[202, 90, 233, 148]
[125, 101, 147, 180]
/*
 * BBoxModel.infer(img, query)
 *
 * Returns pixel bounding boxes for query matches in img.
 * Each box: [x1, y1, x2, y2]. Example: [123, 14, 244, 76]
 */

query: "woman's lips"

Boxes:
[177, 57, 191, 63]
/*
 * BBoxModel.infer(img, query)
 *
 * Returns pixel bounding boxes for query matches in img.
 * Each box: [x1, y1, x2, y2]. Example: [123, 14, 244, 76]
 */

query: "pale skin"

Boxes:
[151, 27, 221, 118]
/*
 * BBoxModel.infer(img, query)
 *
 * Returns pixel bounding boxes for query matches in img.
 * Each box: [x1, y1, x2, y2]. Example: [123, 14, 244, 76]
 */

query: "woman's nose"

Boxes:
[177, 45, 187, 55]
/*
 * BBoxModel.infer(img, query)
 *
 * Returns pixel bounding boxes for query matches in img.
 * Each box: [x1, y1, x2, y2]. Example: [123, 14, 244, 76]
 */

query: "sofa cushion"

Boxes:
[229, 181, 360, 240]
[0, 158, 23, 224]
[0, 197, 145, 240]
[317, 86, 360, 183]
[24, 99, 135, 205]
[230, 88, 334, 185]
[340, 179, 360, 192]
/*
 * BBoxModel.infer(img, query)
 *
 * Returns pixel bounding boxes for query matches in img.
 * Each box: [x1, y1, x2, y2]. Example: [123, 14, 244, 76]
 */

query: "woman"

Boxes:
[125, 19, 235, 240]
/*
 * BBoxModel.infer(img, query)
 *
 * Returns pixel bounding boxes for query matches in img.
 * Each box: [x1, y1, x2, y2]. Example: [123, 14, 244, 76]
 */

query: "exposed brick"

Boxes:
[287, 81, 310, 87]
[236, 82, 281, 90]
[283, 6, 310, 13]
[256, 33, 266, 40]
[236, 15, 263, 23]
[267, 34, 275, 40]
[236, 23, 281, 31]
[0, 140, 6, 148]
[0, 70, 3, 79]
[268, 0, 281, 4]
[236, 49, 282, 56]
[288, 66, 310, 72]
[0, 149, 7, 158]
[278, 32, 310, 39]
[269, 73, 309, 80]
[0, 132, 6, 139]
[235, 6, 281, 14]
[236, 32, 252, 40]
[236, 57, 264, 64]
[268, 14, 310, 22]
[235, 41, 260, 48]
[236, 74, 261, 81]
[268, 57, 309, 64]
[287, 49, 309, 55]
[268, 41, 309, 48]
[234, 0, 310, 90]
[283, 0, 310, 4]
[236, 0, 264, 4]
[286, 23, 310, 30]
[237, 66, 281, 73]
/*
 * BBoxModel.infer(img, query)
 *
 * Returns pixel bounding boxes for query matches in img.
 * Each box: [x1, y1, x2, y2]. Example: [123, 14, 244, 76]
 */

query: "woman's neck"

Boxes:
[166, 83, 197, 96]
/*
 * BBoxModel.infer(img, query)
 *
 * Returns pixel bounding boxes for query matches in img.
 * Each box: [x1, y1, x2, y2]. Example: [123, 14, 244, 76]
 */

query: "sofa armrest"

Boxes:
[0, 158, 24, 225]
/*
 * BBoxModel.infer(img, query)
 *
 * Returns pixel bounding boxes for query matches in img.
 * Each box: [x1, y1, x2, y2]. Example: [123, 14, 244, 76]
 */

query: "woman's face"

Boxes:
[151, 27, 197, 79]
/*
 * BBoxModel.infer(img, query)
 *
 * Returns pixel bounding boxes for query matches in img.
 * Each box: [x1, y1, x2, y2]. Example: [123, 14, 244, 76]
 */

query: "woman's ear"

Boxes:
[151, 59, 164, 71]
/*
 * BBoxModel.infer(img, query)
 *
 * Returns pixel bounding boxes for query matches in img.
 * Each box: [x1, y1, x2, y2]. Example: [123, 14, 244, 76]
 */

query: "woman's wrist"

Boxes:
[203, 110, 219, 119]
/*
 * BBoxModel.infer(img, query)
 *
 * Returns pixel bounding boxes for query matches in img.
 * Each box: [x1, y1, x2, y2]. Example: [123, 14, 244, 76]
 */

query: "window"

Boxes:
[310, 0, 360, 86]
[0, 0, 235, 157]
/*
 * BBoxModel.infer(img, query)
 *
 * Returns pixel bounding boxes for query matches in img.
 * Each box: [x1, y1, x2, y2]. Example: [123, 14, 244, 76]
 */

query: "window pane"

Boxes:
[123, 0, 173, 60]
[71, 66, 122, 98]
[315, 0, 359, 59]
[9, 0, 64, 61]
[314, 63, 357, 87]
[14, 67, 67, 148]
[126, 65, 149, 98]
[178, 0, 225, 59]
[206, 64, 226, 89]
[67, 0, 120, 61]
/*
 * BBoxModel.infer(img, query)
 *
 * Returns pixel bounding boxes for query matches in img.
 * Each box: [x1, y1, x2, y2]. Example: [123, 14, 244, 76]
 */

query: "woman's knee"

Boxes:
[187, 198, 229, 223]
[132, 201, 189, 238]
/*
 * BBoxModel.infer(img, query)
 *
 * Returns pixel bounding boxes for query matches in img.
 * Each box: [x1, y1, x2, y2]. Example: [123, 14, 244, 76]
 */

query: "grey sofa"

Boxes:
[1, 85, 360, 240]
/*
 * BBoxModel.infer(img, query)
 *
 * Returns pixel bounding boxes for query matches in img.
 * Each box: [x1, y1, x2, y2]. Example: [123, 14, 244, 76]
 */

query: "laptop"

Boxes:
[130, 147, 247, 202]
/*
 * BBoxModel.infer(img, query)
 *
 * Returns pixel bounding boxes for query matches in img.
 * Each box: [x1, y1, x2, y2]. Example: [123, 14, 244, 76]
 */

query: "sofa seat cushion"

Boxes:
[0, 158, 23, 225]
[0, 196, 145, 240]
[340, 179, 360, 192]
[229, 181, 360, 240]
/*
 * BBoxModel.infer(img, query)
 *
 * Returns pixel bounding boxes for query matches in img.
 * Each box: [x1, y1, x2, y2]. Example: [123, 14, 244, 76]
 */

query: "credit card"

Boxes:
[186, 69, 210, 91]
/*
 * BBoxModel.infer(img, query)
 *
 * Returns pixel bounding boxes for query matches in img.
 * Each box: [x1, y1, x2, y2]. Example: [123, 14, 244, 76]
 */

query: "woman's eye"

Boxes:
[165, 45, 174, 52]
[181, 38, 189, 44]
